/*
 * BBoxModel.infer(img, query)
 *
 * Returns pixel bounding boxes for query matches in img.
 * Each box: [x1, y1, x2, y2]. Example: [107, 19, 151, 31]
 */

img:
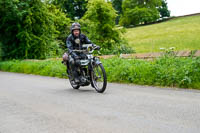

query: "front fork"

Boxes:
[89, 57, 102, 80]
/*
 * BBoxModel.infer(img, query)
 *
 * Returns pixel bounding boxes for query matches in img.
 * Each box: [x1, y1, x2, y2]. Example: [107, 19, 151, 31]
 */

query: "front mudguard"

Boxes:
[94, 57, 102, 65]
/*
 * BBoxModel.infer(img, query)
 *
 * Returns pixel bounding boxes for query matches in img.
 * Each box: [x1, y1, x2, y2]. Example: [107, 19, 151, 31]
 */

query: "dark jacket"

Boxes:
[66, 34, 92, 57]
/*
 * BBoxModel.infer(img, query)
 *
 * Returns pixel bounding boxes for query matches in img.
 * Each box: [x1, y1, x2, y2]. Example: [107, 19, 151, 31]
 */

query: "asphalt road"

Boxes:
[0, 71, 200, 133]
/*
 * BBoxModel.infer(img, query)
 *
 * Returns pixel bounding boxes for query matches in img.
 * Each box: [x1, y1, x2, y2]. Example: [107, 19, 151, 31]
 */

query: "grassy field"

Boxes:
[124, 14, 200, 53]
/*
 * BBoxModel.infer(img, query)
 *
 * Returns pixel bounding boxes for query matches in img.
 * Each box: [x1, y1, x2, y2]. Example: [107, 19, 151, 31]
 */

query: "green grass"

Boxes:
[124, 15, 200, 53]
[0, 57, 200, 89]
[103, 57, 200, 89]
[0, 59, 66, 78]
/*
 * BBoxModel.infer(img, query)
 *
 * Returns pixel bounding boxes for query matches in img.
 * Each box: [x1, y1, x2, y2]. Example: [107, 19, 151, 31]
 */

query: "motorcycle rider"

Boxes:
[66, 22, 99, 83]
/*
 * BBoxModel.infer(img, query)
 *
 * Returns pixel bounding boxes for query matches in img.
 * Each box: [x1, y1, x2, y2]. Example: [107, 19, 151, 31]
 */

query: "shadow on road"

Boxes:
[54, 87, 98, 95]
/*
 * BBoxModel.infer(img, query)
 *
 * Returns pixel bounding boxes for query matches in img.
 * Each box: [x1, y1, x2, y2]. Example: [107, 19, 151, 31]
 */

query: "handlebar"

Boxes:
[72, 50, 87, 52]
[71, 44, 100, 54]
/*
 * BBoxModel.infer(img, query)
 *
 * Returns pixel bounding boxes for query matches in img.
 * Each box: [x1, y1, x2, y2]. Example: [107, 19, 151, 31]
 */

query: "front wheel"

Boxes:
[91, 63, 107, 93]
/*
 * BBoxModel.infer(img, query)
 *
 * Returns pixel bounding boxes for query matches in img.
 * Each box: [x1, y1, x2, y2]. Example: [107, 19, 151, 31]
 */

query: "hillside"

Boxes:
[124, 14, 200, 53]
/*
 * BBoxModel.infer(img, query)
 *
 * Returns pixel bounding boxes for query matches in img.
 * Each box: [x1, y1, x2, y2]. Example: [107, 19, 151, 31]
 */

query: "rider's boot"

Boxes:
[73, 70, 80, 83]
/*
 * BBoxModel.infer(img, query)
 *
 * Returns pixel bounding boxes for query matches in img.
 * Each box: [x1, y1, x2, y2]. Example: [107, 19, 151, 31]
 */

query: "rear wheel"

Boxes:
[69, 78, 80, 89]
[91, 64, 107, 93]
[68, 69, 80, 89]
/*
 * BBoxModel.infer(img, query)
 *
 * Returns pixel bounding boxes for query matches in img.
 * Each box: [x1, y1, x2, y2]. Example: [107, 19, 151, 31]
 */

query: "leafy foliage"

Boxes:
[52, 0, 88, 20]
[46, 4, 71, 51]
[111, 0, 122, 14]
[158, 0, 170, 18]
[111, 0, 123, 24]
[120, 0, 162, 26]
[82, 0, 118, 43]
[16, 0, 58, 59]
[0, 0, 71, 60]
[80, 0, 134, 54]
[0, 0, 25, 59]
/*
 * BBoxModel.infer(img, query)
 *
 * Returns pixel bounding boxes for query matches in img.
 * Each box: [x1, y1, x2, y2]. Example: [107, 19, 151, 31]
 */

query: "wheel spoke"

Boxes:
[92, 64, 107, 93]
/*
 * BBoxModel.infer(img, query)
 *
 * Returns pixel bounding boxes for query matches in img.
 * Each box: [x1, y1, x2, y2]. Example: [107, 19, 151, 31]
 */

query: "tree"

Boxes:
[0, 0, 71, 59]
[81, 0, 119, 48]
[52, 0, 88, 20]
[46, 3, 71, 50]
[158, 0, 170, 18]
[111, 0, 123, 24]
[0, 0, 26, 59]
[120, 0, 162, 27]
[111, 0, 122, 14]
[79, 0, 134, 54]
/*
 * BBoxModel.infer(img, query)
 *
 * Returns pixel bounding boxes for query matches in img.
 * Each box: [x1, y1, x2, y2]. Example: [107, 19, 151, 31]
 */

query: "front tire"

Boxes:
[91, 63, 107, 93]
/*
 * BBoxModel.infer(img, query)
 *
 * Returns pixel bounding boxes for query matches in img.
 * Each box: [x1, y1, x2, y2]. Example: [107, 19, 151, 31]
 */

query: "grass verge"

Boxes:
[0, 57, 200, 89]
[0, 59, 66, 78]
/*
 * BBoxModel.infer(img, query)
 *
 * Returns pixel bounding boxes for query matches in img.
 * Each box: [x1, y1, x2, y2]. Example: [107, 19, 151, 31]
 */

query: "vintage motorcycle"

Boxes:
[63, 44, 107, 93]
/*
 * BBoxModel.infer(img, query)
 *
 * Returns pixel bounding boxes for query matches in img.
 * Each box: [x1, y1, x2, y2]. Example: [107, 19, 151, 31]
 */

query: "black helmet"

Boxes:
[70, 22, 81, 33]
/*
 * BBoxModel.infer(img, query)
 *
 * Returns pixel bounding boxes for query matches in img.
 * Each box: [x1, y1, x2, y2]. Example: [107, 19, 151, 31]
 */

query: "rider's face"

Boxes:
[73, 30, 80, 37]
